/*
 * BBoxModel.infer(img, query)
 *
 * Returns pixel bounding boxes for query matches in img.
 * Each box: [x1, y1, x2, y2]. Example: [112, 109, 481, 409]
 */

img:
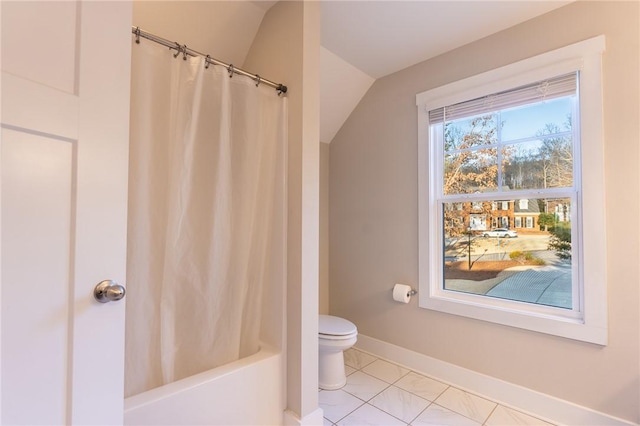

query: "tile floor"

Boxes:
[319, 348, 556, 426]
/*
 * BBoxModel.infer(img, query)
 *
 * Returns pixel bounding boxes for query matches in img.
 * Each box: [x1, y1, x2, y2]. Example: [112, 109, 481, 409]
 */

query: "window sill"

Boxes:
[419, 288, 607, 345]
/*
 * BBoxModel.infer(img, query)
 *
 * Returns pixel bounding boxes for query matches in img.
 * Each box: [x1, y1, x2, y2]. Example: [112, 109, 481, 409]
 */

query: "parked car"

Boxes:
[482, 228, 518, 238]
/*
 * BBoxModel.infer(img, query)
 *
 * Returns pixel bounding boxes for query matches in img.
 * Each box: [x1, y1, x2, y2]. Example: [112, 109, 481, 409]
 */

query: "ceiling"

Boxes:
[319, 1, 571, 142]
[134, 1, 572, 143]
[322, 1, 571, 80]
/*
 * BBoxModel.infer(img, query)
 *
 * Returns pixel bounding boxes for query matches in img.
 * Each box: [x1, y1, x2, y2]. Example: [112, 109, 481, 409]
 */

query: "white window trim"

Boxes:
[416, 36, 607, 345]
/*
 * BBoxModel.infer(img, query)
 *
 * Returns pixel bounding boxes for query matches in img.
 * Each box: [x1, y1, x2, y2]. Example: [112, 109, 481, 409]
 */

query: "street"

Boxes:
[445, 233, 559, 264]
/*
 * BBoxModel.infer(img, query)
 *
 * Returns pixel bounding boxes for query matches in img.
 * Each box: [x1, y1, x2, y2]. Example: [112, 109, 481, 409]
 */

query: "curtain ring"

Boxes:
[134, 27, 141, 44]
[205, 55, 211, 69]
[173, 42, 181, 58]
[255, 75, 261, 87]
[228, 64, 234, 78]
[182, 45, 188, 60]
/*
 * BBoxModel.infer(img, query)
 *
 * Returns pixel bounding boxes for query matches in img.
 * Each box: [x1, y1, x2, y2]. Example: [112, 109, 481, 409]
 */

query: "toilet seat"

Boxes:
[319, 332, 357, 341]
[319, 315, 357, 340]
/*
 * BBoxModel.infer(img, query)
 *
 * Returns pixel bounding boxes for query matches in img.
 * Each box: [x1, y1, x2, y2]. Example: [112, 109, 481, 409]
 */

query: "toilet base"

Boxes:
[318, 345, 351, 390]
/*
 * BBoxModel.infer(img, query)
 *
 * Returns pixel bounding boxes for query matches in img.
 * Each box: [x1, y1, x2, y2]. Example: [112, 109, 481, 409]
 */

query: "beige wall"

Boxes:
[244, 1, 321, 420]
[320, 142, 330, 315]
[329, 1, 639, 423]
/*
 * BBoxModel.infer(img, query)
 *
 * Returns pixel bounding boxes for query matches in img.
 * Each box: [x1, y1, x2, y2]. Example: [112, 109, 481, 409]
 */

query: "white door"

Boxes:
[1, 1, 131, 424]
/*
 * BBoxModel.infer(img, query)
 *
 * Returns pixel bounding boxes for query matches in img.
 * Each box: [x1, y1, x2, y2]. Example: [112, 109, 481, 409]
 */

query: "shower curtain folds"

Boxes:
[125, 37, 287, 397]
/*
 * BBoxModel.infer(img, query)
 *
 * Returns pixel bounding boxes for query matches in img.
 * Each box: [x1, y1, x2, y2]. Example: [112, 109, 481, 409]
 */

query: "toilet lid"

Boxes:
[319, 315, 357, 336]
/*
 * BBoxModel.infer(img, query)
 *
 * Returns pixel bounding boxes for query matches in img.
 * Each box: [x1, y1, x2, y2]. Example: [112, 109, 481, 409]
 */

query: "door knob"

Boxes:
[94, 280, 126, 303]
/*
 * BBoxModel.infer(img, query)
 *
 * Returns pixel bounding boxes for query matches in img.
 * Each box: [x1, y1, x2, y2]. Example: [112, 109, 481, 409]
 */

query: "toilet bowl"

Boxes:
[318, 315, 358, 390]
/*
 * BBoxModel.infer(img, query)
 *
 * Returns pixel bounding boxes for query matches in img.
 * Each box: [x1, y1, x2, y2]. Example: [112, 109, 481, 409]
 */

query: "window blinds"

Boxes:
[429, 72, 577, 124]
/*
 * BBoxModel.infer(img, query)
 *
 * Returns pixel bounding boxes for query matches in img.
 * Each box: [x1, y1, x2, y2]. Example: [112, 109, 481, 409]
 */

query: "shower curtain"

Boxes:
[125, 39, 287, 397]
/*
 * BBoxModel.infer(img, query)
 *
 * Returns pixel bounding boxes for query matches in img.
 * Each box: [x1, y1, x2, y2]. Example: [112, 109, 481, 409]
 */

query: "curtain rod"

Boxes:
[132, 26, 287, 95]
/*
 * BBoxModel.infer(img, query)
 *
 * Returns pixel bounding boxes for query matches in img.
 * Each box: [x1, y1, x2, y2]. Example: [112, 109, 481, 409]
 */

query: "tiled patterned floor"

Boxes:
[319, 348, 556, 426]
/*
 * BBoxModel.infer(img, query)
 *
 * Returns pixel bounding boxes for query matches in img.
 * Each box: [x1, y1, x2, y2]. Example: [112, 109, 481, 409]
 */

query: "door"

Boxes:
[1, 1, 131, 424]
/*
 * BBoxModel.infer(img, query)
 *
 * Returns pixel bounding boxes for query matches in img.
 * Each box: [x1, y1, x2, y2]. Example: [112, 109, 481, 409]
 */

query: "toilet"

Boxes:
[318, 315, 358, 390]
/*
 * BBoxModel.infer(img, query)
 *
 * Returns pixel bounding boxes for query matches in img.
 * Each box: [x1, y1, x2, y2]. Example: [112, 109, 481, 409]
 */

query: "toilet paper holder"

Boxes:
[392, 284, 417, 303]
[392, 284, 417, 296]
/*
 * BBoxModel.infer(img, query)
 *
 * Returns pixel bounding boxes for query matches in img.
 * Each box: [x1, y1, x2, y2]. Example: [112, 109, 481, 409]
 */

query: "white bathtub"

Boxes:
[123, 346, 285, 425]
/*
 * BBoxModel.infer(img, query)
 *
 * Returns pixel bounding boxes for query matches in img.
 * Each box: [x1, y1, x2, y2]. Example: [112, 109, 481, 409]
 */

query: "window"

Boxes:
[526, 216, 534, 229]
[501, 216, 509, 228]
[435, 71, 577, 306]
[417, 36, 607, 344]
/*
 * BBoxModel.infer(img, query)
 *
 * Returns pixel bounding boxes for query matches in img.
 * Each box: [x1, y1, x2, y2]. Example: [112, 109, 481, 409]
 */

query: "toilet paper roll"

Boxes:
[393, 284, 412, 303]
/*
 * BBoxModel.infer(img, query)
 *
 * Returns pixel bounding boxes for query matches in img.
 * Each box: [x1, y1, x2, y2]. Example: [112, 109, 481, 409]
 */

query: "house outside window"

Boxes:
[417, 36, 607, 344]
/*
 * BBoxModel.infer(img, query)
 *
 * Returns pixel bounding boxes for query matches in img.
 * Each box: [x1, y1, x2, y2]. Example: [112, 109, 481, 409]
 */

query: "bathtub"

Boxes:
[123, 345, 285, 425]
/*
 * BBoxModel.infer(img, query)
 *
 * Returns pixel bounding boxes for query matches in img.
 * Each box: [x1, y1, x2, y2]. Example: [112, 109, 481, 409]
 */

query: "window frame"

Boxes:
[416, 36, 607, 345]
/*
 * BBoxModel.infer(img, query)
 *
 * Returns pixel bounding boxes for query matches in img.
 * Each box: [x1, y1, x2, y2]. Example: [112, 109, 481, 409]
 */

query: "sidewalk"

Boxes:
[486, 264, 572, 308]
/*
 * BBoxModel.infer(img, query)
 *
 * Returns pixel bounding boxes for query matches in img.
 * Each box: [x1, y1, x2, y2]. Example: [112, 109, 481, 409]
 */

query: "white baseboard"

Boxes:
[283, 408, 324, 426]
[356, 334, 635, 426]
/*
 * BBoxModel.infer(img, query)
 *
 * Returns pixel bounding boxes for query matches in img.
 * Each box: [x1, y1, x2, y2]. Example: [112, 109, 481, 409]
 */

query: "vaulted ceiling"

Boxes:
[133, 1, 572, 143]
